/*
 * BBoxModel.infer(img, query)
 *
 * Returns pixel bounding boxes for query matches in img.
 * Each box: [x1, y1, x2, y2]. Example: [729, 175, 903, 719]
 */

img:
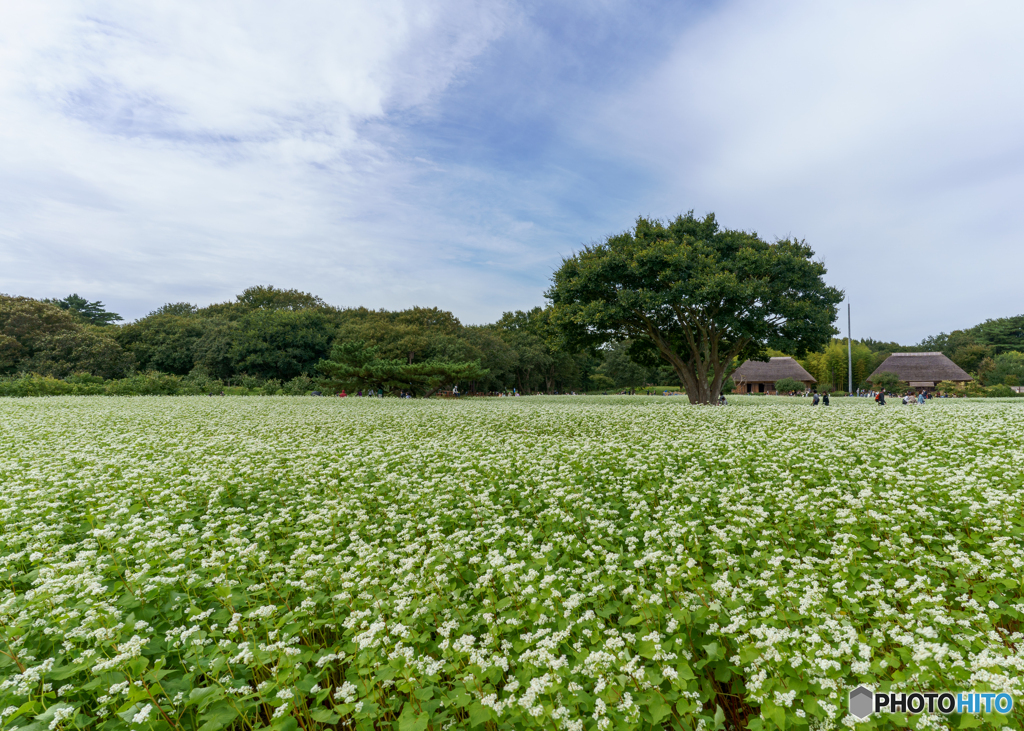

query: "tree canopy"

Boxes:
[316, 341, 487, 397]
[548, 213, 844, 403]
[43, 294, 123, 325]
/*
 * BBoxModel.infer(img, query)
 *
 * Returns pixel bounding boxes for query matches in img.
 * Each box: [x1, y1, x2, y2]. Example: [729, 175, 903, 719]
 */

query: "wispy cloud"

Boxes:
[593, 1, 1024, 341]
[2, 1, 1022, 341]
[0, 1, 521, 319]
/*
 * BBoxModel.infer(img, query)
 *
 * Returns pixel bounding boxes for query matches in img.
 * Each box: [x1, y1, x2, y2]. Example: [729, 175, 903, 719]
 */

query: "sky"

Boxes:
[1, 0, 1022, 343]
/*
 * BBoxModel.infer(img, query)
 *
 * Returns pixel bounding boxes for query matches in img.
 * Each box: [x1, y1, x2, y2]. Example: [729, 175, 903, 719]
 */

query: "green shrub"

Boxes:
[281, 375, 317, 395]
[260, 379, 282, 395]
[983, 384, 1017, 398]
[773, 378, 804, 393]
[589, 374, 615, 391]
[231, 373, 265, 390]
[870, 371, 908, 393]
[182, 366, 224, 394]
[104, 372, 184, 395]
[0, 374, 77, 397]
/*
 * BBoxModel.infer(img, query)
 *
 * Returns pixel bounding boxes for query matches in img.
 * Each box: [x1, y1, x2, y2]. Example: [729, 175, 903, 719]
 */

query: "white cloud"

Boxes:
[0, 1, 518, 319]
[596, 0, 1024, 342]
[4, 1, 1022, 340]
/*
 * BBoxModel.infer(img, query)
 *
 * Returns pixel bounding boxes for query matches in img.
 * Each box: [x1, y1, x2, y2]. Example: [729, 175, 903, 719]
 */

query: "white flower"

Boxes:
[49, 706, 75, 730]
[130, 704, 153, 725]
[334, 682, 358, 704]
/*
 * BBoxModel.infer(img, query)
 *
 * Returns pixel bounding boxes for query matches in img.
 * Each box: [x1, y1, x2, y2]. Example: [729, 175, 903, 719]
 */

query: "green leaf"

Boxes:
[116, 703, 142, 724]
[958, 714, 983, 729]
[197, 702, 239, 731]
[676, 698, 696, 716]
[33, 703, 74, 725]
[714, 704, 726, 730]
[648, 695, 671, 724]
[49, 664, 84, 681]
[398, 704, 429, 731]
[5, 701, 41, 726]
[468, 703, 491, 728]
[702, 641, 722, 660]
[188, 687, 222, 711]
[309, 709, 341, 724]
[762, 700, 786, 730]
[270, 716, 298, 731]
[739, 646, 761, 664]
[636, 640, 657, 659]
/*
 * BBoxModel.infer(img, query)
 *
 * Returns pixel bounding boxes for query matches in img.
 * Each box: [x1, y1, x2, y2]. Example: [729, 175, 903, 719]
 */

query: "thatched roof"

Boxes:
[732, 357, 816, 383]
[869, 352, 972, 383]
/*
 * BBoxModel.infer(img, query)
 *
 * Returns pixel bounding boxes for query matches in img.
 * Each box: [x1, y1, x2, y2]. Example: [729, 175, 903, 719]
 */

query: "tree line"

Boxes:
[0, 288, 606, 396]
[4, 211, 1021, 401]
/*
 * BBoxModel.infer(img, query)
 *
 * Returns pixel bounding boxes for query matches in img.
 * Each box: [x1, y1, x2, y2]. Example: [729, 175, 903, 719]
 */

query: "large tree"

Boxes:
[548, 213, 844, 404]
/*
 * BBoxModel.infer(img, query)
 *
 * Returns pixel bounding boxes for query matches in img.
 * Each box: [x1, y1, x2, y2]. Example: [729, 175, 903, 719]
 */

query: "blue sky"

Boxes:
[2, 1, 1023, 343]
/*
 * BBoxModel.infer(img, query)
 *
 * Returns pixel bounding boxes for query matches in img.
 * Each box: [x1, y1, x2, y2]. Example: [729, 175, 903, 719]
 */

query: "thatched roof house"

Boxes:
[732, 357, 815, 394]
[868, 352, 972, 389]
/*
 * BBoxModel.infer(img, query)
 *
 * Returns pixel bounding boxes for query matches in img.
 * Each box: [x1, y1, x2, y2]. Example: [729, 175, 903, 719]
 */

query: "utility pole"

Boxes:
[847, 303, 853, 395]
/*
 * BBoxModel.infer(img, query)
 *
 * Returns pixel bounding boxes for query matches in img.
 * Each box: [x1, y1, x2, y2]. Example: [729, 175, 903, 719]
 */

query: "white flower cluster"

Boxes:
[1, 395, 1023, 730]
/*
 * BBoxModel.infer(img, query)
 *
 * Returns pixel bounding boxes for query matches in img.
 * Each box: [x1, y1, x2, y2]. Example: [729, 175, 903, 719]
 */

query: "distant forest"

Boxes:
[1, 286, 1022, 395]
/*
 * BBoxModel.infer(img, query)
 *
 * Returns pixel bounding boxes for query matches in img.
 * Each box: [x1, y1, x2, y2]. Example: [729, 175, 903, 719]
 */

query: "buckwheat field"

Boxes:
[2, 396, 1023, 731]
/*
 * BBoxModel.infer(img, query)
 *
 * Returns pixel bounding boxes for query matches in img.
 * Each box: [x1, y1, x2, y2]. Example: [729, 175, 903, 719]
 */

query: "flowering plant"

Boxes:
[1, 396, 1021, 730]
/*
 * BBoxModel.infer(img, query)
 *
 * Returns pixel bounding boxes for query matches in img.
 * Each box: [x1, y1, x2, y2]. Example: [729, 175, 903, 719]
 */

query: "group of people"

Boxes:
[868, 390, 928, 405]
[335, 389, 386, 398]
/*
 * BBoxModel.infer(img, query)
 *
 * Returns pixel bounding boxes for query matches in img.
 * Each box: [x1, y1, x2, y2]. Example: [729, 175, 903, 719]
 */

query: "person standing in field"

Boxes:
[822, 392, 830, 406]
[876, 390, 885, 405]
[812, 392, 820, 406]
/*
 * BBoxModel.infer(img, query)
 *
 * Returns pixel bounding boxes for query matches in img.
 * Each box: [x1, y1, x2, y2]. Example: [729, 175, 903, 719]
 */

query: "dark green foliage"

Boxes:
[0, 371, 228, 397]
[116, 314, 206, 375]
[982, 383, 1018, 398]
[917, 315, 1024, 361]
[495, 307, 586, 393]
[24, 329, 134, 380]
[971, 315, 1024, 354]
[0, 296, 81, 371]
[234, 284, 327, 312]
[316, 341, 487, 396]
[987, 351, 1024, 386]
[146, 302, 199, 317]
[191, 319, 238, 379]
[773, 377, 804, 393]
[950, 343, 993, 375]
[10, 278, 1013, 399]
[548, 212, 844, 404]
[1, 296, 130, 377]
[870, 371, 908, 393]
[43, 293, 123, 325]
[229, 309, 335, 380]
[597, 340, 651, 388]
[461, 326, 519, 392]
[860, 338, 905, 353]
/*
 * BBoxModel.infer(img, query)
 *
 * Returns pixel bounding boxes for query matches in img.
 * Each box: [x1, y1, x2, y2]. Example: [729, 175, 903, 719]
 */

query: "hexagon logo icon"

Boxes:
[849, 685, 874, 719]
